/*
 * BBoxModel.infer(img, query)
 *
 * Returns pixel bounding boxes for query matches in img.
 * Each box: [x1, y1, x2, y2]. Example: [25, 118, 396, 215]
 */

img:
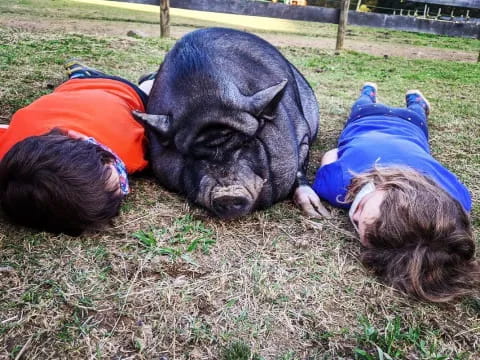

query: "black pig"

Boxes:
[134, 27, 329, 219]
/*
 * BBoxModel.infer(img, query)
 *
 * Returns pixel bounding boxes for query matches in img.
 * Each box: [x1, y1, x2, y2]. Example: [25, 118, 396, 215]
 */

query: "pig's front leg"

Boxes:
[293, 172, 330, 218]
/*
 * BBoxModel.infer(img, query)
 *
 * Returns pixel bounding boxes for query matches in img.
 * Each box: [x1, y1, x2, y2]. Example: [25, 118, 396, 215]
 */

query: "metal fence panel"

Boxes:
[408, 0, 480, 9]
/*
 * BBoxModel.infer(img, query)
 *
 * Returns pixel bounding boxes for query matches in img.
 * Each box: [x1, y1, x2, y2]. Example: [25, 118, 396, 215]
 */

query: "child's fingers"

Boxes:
[294, 185, 331, 218]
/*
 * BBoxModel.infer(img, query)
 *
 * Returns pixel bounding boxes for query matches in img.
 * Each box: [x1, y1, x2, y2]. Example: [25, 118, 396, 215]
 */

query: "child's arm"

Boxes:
[321, 148, 338, 167]
[312, 149, 350, 208]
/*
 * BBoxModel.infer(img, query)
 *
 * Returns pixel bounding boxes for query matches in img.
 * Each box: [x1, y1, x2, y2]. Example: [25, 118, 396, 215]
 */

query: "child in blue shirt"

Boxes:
[312, 83, 479, 302]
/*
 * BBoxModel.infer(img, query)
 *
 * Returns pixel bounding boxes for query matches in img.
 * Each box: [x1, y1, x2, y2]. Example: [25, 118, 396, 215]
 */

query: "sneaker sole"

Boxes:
[363, 82, 378, 93]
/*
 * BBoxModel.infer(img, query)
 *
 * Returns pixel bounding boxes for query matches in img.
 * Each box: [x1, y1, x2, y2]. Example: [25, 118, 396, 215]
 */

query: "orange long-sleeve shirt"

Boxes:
[0, 78, 148, 173]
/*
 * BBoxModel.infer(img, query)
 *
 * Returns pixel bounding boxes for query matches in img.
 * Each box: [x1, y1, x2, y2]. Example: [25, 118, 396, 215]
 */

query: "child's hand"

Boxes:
[294, 185, 331, 218]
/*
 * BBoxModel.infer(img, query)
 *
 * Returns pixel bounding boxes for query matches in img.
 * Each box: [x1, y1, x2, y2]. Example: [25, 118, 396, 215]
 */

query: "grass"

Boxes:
[1, 0, 479, 52]
[353, 316, 460, 360]
[222, 341, 263, 360]
[0, 0, 480, 359]
[133, 214, 216, 261]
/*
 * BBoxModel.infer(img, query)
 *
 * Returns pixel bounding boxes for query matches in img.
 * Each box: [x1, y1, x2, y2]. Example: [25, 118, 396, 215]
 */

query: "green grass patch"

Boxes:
[133, 214, 216, 261]
[354, 316, 467, 360]
[222, 341, 263, 360]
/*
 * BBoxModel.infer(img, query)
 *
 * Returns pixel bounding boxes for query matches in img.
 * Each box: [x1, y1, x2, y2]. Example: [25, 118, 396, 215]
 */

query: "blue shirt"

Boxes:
[312, 106, 472, 212]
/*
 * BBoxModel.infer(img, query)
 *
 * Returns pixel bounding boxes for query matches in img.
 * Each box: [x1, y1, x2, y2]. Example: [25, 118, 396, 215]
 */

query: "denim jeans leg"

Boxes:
[350, 94, 375, 116]
[407, 103, 427, 121]
[407, 103, 429, 138]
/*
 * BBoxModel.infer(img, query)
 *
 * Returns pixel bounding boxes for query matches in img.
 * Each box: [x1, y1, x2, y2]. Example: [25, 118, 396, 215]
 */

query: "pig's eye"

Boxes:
[206, 133, 232, 147]
[196, 127, 233, 148]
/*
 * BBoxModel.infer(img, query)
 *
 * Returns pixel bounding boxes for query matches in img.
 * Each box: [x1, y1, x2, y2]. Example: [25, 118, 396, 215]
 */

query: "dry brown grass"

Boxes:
[1, 1, 479, 359]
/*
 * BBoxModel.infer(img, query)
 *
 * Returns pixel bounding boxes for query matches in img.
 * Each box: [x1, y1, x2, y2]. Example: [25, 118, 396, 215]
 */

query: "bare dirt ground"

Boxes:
[1, 17, 477, 62]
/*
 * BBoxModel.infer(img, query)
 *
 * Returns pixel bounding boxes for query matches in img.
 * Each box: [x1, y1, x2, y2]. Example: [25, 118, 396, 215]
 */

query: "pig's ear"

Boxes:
[247, 79, 288, 116]
[132, 110, 171, 136]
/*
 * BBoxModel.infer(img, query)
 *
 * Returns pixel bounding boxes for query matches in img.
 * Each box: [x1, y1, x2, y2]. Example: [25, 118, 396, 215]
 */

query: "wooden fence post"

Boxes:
[160, 0, 170, 38]
[335, 0, 350, 52]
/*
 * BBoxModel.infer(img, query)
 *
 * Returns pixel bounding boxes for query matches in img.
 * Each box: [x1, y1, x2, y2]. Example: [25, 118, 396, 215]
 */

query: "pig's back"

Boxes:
[161, 28, 297, 91]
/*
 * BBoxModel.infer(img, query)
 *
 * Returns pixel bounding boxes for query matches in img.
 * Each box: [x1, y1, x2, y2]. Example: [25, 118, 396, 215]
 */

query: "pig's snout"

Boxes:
[209, 183, 259, 219]
[197, 172, 267, 219]
[212, 195, 251, 218]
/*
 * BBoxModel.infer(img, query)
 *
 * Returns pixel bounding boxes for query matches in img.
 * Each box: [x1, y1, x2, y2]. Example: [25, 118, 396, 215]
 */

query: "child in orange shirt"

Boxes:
[0, 61, 155, 235]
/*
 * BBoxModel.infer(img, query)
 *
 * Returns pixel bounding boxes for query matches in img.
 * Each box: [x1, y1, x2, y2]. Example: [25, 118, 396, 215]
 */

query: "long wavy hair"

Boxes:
[346, 166, 479, 302]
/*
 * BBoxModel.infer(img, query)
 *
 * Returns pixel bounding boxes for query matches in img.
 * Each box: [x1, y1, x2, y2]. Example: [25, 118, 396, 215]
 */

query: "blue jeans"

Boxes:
[348, 94, 429, 139]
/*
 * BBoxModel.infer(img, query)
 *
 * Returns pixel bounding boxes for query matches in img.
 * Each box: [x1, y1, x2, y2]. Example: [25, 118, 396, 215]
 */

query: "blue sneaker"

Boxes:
[64, 59, 105, 79]
[361, 82, 378, 103]
[406, 90, 430, 117]
[138, 71, 157, 85]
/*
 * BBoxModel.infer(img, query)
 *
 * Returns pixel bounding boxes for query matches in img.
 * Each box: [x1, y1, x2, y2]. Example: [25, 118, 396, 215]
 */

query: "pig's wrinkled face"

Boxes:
[192, 156, 267, 219]
[169, 106, 270, 218]
[137, 78, 289, 219]
[177, 108, 270, 218]
[173, 105, 263, 159]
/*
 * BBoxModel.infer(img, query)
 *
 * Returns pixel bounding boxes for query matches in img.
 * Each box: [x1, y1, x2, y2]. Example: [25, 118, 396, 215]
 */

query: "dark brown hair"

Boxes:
[347, 167, 479, 302]
[0, 129, 123, 236]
